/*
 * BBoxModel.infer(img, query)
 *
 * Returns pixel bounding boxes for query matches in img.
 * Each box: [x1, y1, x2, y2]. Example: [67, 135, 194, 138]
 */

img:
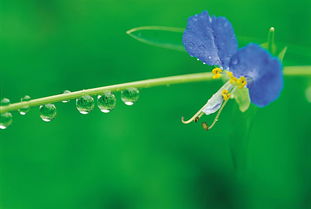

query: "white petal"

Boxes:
[201, 81, 233, 115]
[202, 93, 223, 115]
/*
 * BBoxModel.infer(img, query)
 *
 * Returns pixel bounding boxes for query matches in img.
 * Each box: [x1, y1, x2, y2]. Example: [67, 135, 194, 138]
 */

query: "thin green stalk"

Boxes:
[1, 72, 213, 114]
[267, 27, 276, 54]
[1, 66, 310, 114]
[283, 66, 311, 76]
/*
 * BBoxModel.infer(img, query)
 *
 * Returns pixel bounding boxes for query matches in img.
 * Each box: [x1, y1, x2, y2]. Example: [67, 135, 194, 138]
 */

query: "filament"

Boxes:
[181, 109, 204, 124]
[202, 98, 230, 130]
[202, 87, 237, 131]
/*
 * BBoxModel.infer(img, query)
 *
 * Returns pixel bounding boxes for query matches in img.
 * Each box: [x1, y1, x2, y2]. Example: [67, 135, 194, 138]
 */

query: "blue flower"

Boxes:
[181, 11, 283, 129]
[183, 11, 238, 70]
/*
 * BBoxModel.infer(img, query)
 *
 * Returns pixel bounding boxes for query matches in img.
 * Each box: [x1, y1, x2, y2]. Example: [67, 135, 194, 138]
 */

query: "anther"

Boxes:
[237, 76, 247, 88]
[221, 89, 231, 100]
[194, 116, 200, 122]
[229, 77, 238, 85]
[212, 74, 222, 79]
[226, 72, 237, 84]
[226, 71, 233, 78]
[201, 122, 209, 131]
[212, 67, 223, 79]
[212, 67, 222, 74]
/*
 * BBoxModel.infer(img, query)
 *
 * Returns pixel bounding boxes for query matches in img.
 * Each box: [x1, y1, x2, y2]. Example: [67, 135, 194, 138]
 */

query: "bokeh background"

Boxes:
[1, 0, 311, 209]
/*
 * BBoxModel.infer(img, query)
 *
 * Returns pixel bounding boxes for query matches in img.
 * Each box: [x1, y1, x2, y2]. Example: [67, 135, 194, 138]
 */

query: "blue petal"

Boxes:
[182, 11, 238, 69]
[229, 44, 283, 107]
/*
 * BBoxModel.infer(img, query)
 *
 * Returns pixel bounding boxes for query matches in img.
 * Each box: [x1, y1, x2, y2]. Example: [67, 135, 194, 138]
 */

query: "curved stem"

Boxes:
[1, 65, 310, 114]
[1, 72, 214, 114]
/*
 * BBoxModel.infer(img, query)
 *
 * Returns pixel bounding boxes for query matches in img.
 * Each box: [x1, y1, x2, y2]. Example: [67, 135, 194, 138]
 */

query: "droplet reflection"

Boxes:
[0, 98, 10, 106]
[97, 92, 116, 113]
[62, 90, 71, 103]
[0, 98, 12, 129]
[18, 95, 31, 115]
[0, 112, 13, 129]
[76, 95, 95, 114]
[121, 88, 140, 106]
[39, 104, 57, 122]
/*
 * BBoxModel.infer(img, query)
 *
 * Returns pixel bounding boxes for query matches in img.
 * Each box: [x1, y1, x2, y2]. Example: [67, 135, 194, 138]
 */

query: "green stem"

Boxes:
[1, 72, 214, 114]
[1, 66, 311, 114]
[267, 27, 276, 54]
[283, 66, 311, 76]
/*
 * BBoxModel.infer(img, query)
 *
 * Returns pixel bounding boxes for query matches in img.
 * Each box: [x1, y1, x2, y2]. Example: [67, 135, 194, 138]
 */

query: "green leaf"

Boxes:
[126, 26, 185, 51]
[267, 27, 277, 54]
[261, 27, 287, 60]
[233, 88, 251, 112]
[278, 46, 288, 62]
[127, 25, 311, 65]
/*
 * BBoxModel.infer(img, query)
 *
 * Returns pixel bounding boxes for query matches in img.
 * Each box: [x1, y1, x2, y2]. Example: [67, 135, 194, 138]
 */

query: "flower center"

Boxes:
[182, 67, 248, 130]
[212, 67, 247, 88]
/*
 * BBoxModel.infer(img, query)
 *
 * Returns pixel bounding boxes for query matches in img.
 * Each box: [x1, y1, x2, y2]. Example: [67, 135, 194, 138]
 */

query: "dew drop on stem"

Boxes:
[62, 90, 71, 103]
[0, 113, 13, 130]
[0, 98, 10, 106]
[121, 88, 140, 106]
[18, 95, 31, 115]
[0, 98, 13, 129]
[39, 104, 57, 122]
[97, 92, 116, 113]
[76, 95, 95, 114]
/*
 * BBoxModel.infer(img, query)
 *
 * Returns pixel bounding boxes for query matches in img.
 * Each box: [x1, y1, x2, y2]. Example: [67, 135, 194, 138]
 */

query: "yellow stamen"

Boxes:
[212, 74, 222, 79]
[226, 71, 233, 78]
[229, 77, 238, 85]
[221, 89, 231, 100]
[226, 71, 248, 88]
[212, 67, 223, 79]
[237, 76, 247, 88]
[226, 71, 237, 84]
[212, 67, 222, 74]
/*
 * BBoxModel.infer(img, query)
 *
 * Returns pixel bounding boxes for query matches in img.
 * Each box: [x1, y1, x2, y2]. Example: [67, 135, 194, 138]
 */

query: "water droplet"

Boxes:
[0, 98, 13, 129]
[18, 95, 31, 115]
[39, 104, 57, 122]
[208, 56, 212, 59]
[121, 88, 140, 106]
[0, 112, 13, 129]
[97, 92, 116, 113]
[0, 98, 10, 106]
[62, 90, 71, 103]
[76, 95, 94, 114]
[305, 86, 311, 103]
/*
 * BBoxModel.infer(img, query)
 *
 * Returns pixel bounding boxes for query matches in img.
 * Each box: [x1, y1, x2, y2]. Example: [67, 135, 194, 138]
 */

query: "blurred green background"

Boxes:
[1, 0, 311, 209]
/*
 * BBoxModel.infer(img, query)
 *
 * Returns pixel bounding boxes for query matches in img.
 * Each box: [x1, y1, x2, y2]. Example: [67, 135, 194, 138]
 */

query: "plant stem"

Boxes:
[267, 27, 276, 54]
[283, 66, 311, 76]
[1, 66, 311, 114]
[1, 72, 214, 114]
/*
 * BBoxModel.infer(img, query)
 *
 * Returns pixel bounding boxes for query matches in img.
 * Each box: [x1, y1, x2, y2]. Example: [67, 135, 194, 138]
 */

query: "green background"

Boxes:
[1, 0, 311, 209]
